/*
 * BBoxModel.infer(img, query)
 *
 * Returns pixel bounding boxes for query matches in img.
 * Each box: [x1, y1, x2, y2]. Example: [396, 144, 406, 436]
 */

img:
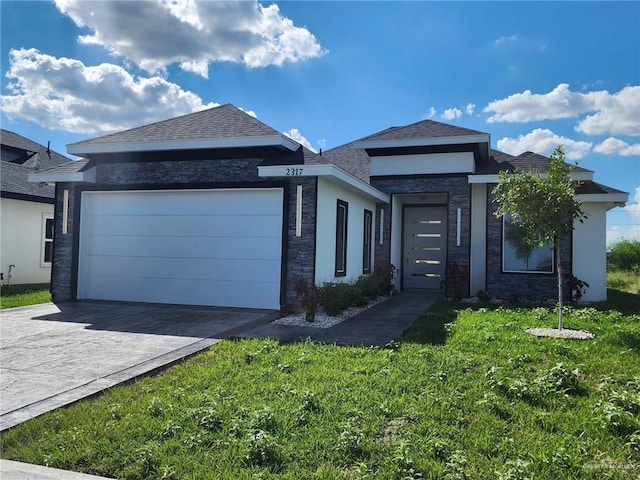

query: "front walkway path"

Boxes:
[239, 290, 442, 346]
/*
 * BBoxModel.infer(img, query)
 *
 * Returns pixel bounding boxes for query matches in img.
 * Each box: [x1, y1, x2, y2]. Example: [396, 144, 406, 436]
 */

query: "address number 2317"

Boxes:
[286, 168, 303, 176]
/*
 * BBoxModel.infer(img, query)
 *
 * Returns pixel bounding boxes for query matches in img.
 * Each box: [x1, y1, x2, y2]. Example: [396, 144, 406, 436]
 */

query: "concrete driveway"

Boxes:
[0, 301, 277, 431]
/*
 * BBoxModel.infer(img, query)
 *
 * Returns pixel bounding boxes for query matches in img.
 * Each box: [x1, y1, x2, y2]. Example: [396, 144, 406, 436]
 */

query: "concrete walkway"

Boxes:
[239, 290, 442, 345]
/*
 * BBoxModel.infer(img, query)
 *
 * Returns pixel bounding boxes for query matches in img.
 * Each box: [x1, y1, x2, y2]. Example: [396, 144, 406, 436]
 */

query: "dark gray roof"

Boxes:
[68, 104, 281, 148]
[1, 129, 71, 200]
[31, 159, 91, 176]
[477, 150, 593, 175]
[576, 181, 627, 196]
[309, 142, 370, 182]
[358, 118, 487, 142]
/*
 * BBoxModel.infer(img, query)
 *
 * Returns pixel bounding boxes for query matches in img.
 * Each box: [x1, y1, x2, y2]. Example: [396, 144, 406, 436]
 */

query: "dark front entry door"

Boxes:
[403, 206, 448, 289]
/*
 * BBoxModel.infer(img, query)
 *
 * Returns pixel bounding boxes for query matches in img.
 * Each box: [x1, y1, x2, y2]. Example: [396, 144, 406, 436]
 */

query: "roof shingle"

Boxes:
[68, 104, 280, 147]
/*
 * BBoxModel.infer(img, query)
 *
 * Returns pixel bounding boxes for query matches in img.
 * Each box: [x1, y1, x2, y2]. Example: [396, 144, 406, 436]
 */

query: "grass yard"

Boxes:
[1, 290, 638, 479]
[0, 283, 51, 309]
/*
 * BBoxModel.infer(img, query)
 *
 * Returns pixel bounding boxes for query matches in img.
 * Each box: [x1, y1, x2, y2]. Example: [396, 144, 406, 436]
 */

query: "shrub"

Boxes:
[608, 239, 640, 272]
[295, 279, 320, 322]
[319, 282, 367, 316]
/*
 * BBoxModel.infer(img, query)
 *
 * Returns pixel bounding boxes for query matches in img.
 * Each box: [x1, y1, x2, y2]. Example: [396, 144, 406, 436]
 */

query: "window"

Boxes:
[502, 214, 553, 273]
[41, 214, 54, 266]
[335, 200, 348, 276]
[363, 209, 372, 274]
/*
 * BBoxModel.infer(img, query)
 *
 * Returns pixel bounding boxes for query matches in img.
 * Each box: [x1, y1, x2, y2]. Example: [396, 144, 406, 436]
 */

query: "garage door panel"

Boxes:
[90, 214, 282, 238]
[89, 190, 282, 216]
[79, 189, 283, 309]
[88, 255, 281, 283]
[86, 276, 280, 309]
[88, 235, 281, 260]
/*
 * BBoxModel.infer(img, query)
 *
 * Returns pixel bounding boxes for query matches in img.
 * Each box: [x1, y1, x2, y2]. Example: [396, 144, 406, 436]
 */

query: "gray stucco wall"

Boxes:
[371, 176, 471, 297]
[50, 157, 317, 309]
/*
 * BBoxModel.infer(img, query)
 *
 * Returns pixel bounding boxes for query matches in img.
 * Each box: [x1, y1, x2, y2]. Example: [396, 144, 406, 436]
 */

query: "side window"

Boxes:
[502, 214, 553, 273]
[42, 214, 54, 266]
[363, 209, 372, 274]
[335, 200, 348, 276]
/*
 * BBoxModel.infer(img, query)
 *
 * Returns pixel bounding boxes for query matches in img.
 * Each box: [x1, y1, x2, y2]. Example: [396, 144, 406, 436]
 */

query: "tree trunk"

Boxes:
[556, 237, 563, 330]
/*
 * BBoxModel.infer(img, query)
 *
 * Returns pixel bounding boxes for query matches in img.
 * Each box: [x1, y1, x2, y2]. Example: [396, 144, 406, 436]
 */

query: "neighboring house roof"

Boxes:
[67, 104, 300, 154]
[358, 118, 487, 142]
[1, 129, 71, 201]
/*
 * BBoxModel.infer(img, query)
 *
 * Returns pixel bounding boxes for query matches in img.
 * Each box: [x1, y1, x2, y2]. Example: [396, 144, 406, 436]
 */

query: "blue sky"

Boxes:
[2, 0, 638, 243]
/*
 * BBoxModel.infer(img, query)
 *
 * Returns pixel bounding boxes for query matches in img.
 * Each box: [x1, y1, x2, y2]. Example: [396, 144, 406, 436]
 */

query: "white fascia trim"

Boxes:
[28, 167, 97, 184]
[258, 164, 390, 203]
[575, 193, 629, 204]
[468, 171, 594, 184]
[353, 134, 490, 151]
[67, 135, 299, 155]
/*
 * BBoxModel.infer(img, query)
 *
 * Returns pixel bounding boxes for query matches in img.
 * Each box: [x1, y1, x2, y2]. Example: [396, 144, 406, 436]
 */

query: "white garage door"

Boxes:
[77, 188, 283, 309]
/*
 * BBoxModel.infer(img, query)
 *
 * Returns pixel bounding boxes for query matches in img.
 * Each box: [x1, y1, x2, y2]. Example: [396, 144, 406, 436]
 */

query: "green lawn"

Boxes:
[0, 284, 50, 309]
[1, 290, 638, 479]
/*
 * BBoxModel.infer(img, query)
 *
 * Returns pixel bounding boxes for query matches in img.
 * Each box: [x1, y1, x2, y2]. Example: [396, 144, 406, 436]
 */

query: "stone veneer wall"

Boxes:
[485, 187, 571, 301]
[371, 176, 471, 297]
[50, 158, 317, 309]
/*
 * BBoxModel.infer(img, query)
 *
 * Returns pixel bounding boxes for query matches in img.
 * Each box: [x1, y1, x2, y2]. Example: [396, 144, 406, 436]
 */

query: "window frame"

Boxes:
[41, 213, 54, 267]
[501, 214, 554, 274]
[363, 209, 372, 274]
[335, 199, 349, 277]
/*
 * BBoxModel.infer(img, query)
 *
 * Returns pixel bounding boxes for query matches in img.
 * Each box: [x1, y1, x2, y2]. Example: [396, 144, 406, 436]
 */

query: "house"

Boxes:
[1, 130, 71, 285]
[29, 104, 628, 309]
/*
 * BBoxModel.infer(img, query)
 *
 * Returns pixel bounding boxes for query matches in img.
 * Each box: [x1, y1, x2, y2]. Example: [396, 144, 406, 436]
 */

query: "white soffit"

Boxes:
[370, 152, 475, 176]
[258, 164, 390, 203]
[67, 135, 299, 155]
[28, 167, 96, 184]
[353, 133, 490, 150]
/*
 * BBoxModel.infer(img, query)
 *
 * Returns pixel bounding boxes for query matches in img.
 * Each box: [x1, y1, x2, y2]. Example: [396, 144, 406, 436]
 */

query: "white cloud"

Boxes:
[1, 48, 217, 134]
[484, 84, 640, 136]
[607, 224, 640, 244]
[496, 128, 592, 160]
[593, 137, 640, 156]
[441, 107, 462, 120]
[494, 34, 519, 46]
[623, 186, 640, 219]
[575, 86, 640, 136]
[424, 106, 436, 119]
[465, 103, 476, 115]
[54, 0, 325, 78]
[283, 128, 317, 152]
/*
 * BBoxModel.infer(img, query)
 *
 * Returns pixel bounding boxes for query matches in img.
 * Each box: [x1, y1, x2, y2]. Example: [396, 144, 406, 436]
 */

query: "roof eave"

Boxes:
[258, 164, 389, 203]
[28, 167, 96, 184]
[468, 170, 594, 183]
[353, 133, 491, 151]
[67, 135, 299, 155]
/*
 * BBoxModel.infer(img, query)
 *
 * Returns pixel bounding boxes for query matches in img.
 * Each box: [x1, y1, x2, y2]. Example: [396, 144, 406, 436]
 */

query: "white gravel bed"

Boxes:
[525, 327, 595, 340]
[273, 296, 389, 329]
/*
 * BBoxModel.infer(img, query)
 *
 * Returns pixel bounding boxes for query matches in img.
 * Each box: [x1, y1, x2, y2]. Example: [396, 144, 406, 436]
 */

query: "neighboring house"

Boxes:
[30, 105, 628, 309]
[1, 130, 71, 285]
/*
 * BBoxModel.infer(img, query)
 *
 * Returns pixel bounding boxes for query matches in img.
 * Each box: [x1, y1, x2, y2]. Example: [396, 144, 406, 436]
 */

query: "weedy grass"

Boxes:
[608, 270, 640, 296]
[1, 291, 638, 479]
[0, 283, 50, 308]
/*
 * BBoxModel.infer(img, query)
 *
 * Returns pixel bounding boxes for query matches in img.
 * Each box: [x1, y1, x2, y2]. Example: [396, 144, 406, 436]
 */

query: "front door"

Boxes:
[403, 206, 447, 289]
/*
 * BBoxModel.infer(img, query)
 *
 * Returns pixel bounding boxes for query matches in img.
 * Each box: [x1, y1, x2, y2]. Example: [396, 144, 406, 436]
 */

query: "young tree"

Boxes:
[492, 146, 586, 329]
